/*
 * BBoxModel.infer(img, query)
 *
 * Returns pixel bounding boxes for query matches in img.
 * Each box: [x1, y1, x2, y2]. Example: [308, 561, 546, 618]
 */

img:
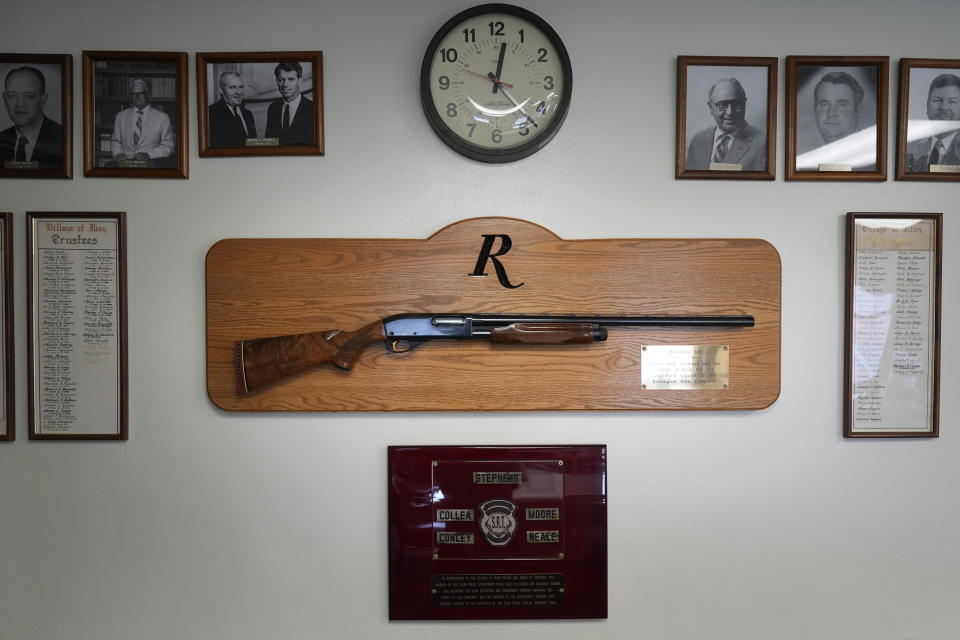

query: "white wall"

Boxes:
[2, 1, 958, 638]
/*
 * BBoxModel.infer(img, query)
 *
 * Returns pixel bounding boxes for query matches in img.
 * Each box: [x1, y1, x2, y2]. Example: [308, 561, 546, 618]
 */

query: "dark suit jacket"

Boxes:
[0, 117, 63, 168]
[905, 135, 960, 172]
[686, 122, 766, 171]
[265, 96, 315, 145]
[209, 99, 256, 147]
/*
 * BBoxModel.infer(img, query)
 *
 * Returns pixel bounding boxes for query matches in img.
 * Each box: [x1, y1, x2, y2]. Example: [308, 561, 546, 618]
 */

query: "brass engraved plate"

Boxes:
[641, 345, 729, 390]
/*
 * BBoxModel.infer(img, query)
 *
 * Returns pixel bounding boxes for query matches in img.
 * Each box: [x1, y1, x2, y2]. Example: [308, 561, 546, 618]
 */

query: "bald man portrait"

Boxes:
[686, 78, 766, 171]
[0, 65, 64, 169]
[208, 70, 256, 147]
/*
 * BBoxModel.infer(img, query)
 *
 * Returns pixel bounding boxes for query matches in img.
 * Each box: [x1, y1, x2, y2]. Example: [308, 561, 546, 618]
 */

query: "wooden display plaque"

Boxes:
[206, 217, 780, 411]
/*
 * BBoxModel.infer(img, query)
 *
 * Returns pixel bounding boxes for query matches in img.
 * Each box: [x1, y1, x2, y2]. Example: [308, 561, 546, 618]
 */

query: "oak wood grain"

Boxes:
[206, 217, 781, 411]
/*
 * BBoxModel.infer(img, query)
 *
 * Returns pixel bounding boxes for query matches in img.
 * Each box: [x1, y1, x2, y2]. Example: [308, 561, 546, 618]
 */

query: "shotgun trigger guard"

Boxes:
[387, 339, 426, 354]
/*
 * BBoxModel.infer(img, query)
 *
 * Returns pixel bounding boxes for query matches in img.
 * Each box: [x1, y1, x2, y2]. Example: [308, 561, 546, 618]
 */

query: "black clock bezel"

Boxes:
[419, 3, 573, 163]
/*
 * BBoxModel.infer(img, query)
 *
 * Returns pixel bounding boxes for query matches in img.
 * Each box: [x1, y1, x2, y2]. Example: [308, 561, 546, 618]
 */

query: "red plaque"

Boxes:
[388, 445, 607, 620]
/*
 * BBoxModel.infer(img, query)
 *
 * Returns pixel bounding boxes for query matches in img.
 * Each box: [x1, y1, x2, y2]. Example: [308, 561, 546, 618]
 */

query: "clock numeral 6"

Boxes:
[491, 129, 503, 144]
[440, 48, 458, 63]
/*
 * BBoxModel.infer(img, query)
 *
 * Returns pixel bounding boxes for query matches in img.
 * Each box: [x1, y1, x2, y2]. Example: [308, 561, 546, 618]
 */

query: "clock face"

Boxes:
[420, 4, 572, 163]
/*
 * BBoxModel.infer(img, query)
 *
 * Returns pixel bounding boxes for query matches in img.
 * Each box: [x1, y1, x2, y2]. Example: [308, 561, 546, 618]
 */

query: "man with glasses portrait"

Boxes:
[686, 78, 766, 171]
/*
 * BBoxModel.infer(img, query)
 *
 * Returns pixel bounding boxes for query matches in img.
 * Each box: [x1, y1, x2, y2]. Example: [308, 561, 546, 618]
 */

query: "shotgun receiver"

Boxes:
[234, 312, 755, 394]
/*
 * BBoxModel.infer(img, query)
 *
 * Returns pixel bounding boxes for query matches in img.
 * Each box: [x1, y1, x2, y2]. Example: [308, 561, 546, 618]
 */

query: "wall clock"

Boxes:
[420, 3, 572, 163]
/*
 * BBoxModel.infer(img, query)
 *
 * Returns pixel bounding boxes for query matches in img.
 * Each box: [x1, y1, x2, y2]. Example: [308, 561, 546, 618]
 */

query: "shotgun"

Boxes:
[234, 312, 755, 394]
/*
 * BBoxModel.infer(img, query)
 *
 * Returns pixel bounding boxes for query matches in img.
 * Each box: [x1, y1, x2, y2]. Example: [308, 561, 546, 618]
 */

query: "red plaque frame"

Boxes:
[388, 445, 607, 620]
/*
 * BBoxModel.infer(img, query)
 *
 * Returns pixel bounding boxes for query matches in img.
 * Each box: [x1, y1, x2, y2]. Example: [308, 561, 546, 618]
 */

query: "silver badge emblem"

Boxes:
[477, 498, 518, 547]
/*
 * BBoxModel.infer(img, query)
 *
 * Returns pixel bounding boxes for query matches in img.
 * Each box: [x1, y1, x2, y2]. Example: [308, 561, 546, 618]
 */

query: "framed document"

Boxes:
[389, 445, 607, 620]
[82, 51, 188, 178]
[896, 58, 960, 181]
[786, 56, 888, 181]
[676, 56, 777, 180]
[844, 213, 942, 438]
[196, 51, 324, 157]
[0, 53, 72, 179]
[1, 213, 12, 441]
[28, 212, 128, 440]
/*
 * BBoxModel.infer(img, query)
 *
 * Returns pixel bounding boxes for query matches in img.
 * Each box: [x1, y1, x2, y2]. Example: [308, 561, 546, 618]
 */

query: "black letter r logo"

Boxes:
[469, 234, 524, 289]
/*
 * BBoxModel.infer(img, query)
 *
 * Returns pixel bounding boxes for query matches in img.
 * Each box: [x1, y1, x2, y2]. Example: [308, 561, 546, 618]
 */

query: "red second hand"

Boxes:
[460, 67, 514, 88]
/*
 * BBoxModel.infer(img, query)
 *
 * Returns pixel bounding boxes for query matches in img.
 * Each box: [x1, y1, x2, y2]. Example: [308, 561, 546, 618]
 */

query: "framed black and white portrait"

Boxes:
[896, 58, 960, 181]
[0, 54, 72, 179]
[786, 56, 888, 181]
[676, 56, 776, 180]
[0, 212, 12, 441]
[82, 50, 188, 178]
[196, 51, 324, 157]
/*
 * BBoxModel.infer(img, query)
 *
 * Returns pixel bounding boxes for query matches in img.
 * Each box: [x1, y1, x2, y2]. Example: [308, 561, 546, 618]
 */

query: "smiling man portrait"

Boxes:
[686, 77, 766, 171]
[209, 70, 257, 147]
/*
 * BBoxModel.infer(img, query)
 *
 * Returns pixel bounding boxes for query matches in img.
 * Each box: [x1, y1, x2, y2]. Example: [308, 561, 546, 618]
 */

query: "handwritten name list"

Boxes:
[852, 220, 935, 432]
[34, 219, 120, 435]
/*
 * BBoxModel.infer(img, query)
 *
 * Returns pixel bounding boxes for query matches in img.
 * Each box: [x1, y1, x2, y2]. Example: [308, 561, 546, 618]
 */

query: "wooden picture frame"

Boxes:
[844, 213, 942, 438]
[197, 51, 324, 157]
[82, 51, 187, 178]
[676, 56, 777, 180]
[896, 58, 960, 181]
[27, 212, 128, 440]
[0, 53, 72, 179]
[786, 56, 888, 181]
[0, 213, 13, 441]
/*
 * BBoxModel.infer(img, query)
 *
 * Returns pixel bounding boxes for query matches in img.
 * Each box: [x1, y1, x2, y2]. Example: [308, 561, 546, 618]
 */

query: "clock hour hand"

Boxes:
[462, 67, 513, 88]
[492, 42, 507, 94]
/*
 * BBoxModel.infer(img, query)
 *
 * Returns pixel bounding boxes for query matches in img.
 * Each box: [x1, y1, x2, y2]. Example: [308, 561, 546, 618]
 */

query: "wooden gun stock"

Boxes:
[234, 321, 386, 394]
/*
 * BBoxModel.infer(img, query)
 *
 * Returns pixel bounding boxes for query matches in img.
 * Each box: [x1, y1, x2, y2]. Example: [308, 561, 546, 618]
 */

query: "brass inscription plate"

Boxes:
[641, 345, 729, 390]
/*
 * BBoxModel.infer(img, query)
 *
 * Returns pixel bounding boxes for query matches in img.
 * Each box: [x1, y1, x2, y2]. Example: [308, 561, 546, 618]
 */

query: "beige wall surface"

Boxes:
[1, 0, 957, 638]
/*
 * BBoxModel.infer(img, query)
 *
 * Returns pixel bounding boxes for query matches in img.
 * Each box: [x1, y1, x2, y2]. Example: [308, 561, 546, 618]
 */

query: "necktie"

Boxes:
[15, 136, 28, 161]
[930, 139, 945, 165]
[233, 107, 245, 136]
[134, 110, 143, 146]
[282, 104, 290, 133]
[713, 134, 731, 163]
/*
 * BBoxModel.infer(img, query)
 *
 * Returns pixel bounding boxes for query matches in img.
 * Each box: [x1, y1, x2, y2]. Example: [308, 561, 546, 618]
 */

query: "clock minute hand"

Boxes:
[492, 42, 507, 94]
[496, 83, 539, 129]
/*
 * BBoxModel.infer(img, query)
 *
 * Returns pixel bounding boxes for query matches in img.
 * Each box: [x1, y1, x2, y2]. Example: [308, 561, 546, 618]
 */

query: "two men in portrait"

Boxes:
[208, 61, 315, 148]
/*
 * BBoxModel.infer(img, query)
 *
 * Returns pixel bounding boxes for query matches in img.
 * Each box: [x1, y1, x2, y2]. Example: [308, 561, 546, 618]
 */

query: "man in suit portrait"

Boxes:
[110, 77, 174, 165]
[209, 70, 256, 147]
[0, 66, 63, 168]
[265, 61, 314, 146]
[686, 78, 765, 171]
[905, 73, 960, 171]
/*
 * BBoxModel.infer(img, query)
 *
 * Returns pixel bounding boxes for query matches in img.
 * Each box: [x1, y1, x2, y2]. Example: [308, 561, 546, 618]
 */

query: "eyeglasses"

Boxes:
[709, 100, 745, 112]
